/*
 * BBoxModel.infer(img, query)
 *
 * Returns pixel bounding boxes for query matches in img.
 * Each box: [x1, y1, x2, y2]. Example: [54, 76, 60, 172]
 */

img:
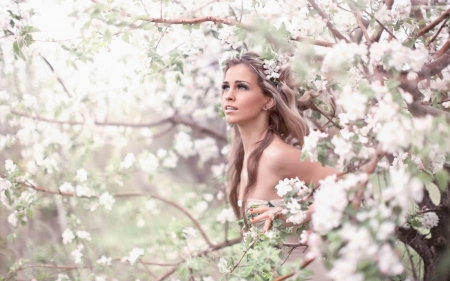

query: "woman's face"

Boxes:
[221, 64, 270, 125]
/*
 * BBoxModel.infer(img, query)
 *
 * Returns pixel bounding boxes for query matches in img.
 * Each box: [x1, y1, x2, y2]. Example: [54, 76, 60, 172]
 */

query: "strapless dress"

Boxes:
[239, 199, 331, 281]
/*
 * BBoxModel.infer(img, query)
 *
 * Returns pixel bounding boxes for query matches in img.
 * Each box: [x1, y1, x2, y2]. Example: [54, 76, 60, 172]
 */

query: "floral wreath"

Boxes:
[262, 59, 281, 85]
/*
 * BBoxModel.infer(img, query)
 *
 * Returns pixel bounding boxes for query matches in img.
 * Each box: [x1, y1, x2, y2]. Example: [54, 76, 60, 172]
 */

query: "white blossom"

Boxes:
[302, 130, 328, 162]
[162, 151, 178, 168]
[286, 211, 306, 224]
[97, 255, 112, 265]
[56, 274, 70, 281]
[59, 182, 74, 193]
[275, 180, 292, 197]
[300, 230, 310, 244]
[376, 221, 395, 241]
[217, 26, 241, 49]
[182, 227, 197, 238]
[216, 208, 235, 224]
[145, 199, 160, 215]
[71, 244, 84, 264]
[75, 185, 92, 197]
[99, 192, 116, 210]
[121, 248, 145, 265]
[263, 59, 280, 80]
[0, 177, 12, 192]
[421, 212, 439, 229]
[377, 244, 403, 275]
[336, 86, 368, 121]
[62, 228, 75, 244]
[139, 153, 159, 173]
[120, 153, 135, 169]
[194, 137, 218, 163]
[174, 132, 196, 158]
[8, 212, 18, 227]
[76, 230, 92, 241]
[5, 160, 17, 173]
[76, 169, 88, 182]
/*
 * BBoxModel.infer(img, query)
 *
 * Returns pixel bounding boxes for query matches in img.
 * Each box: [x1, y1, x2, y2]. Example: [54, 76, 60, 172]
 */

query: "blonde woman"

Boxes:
[221, 53, 336, 280]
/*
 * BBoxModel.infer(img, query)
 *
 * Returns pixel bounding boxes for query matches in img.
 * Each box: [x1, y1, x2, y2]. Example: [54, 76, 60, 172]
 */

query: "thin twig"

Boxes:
[230, 238, 259, 273]
[427, 16, 449, 47]
[363, 10, 398, 40]
[155, 25, 170, 50]
[139, 0, 149, 16]
[39, 54, 72, 98]
[21, 180, 216, 248]
[405, 245, 418, 281]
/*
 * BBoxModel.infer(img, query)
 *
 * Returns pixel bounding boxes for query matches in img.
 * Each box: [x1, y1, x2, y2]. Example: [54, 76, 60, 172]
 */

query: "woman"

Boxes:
[221, 53, 336, 280]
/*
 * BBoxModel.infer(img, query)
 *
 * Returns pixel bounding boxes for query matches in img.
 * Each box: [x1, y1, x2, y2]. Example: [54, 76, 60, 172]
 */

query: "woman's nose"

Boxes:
[224, 89, 235, 101]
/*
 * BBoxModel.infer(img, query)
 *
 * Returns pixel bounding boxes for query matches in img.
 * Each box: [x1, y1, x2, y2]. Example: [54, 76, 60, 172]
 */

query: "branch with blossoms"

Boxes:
[2, 174, 242, 280]
[20, 179, 215, 247]
[10, 110, 227, 142]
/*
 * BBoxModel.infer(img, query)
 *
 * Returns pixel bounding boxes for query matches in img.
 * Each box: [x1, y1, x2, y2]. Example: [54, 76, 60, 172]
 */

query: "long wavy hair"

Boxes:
[224, 53, 310, 228]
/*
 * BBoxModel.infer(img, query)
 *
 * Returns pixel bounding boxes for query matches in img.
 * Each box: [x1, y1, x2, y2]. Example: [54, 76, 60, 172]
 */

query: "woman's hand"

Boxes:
[248, 206, 285, 233]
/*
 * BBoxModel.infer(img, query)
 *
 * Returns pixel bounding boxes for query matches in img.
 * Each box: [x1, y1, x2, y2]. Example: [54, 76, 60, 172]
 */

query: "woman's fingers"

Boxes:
[249, 212, 269, 223]
[263, 216, 272, 233]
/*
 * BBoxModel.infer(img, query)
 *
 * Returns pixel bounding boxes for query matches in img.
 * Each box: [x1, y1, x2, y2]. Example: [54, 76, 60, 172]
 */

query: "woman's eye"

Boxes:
[237, 84, 248, 90]
[221, 85, 229, 90]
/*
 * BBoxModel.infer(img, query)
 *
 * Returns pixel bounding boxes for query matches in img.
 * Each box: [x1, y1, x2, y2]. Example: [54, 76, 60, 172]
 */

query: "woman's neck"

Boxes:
[237, 122, 270, 154]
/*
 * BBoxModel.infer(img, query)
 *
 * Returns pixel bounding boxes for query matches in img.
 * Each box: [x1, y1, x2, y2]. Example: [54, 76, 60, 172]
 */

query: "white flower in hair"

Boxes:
[262, 59, 280, 80]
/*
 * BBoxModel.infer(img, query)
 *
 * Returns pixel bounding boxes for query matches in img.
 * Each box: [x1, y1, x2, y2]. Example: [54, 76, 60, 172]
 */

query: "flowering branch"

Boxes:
[306, 0, 350, 43]
[10, 110, 227, 141]
[22, 180, 216, 247]
[155, 237, 241, 281]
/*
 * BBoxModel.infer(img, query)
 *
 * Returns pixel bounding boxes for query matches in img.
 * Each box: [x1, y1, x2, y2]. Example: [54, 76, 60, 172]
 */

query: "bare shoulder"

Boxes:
[260, 136, 302, 175]
[261, 135, 337, 185]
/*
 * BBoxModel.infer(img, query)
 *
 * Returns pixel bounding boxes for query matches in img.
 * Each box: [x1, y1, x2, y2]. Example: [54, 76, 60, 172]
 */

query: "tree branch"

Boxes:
[417, 8, 450, 38]
[291, 36, 335, 48]
[10, 110, 227, 141]
[139, 15, 242, 27]
[410, 0, 427, 30]
[417, 44, 450, 80]
[356, 12, 370, 42]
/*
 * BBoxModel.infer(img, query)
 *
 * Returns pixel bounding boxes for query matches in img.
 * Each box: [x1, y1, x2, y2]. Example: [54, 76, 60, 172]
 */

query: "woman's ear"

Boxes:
[265, 96, 276, 110]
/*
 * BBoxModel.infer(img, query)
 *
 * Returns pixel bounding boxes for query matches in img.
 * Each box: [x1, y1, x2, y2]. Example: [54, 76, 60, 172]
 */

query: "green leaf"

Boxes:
[385, 80, 400, 89]
[23, 26, 40, 33]
[26, 208, 34, 219]
[436, 170, 449, 191]
[122, 32, 130, 43]
[104, 29, 112, 43]
[12, 41, 26, 61]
